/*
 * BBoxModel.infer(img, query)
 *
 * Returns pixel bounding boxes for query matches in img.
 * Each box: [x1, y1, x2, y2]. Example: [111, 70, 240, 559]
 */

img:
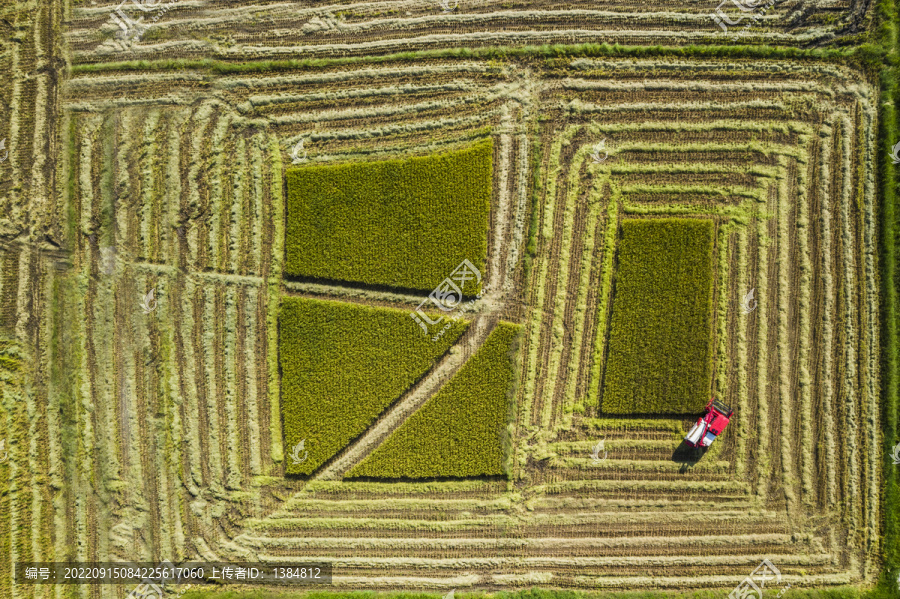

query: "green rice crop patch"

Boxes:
[285, 140, 492, 293]
[601, 218, 715, 415]
[279, 297, 468, 475]
[346, 322, 520, 479]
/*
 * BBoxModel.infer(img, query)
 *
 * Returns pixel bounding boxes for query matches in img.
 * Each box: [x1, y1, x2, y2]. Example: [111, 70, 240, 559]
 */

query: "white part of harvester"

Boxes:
[685, 421, 716, 447]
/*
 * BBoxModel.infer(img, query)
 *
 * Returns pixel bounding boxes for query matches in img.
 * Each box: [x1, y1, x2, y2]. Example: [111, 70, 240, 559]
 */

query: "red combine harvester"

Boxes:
[684, 398, 734, 448]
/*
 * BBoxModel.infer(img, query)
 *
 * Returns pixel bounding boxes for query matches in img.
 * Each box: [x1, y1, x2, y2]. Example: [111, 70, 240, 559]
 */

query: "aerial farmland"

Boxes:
[0, 1, 898, 599]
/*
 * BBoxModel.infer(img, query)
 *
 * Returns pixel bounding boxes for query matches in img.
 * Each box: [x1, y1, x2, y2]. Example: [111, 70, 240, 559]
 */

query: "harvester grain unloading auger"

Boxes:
[684, 398, 734, 448]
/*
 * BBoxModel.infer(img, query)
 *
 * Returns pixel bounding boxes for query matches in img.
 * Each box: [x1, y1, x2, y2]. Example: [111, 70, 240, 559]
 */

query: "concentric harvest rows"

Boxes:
[0, 1, 75, 598]
[506, 58, 879, 586]
[0, 53, 531, 599]
[0, 19, 883, 598]
[62, 0, 869, 62]
[234, 60, 877, 587]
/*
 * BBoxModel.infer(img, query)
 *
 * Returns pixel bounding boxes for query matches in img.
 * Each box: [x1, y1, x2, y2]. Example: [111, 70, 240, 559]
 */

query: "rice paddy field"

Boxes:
[1, 0, 899, 598]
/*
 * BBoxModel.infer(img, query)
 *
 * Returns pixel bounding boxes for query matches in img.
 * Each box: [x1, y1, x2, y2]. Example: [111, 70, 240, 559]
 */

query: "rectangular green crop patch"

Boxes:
[601, 218, 715, 415]
[285, 140, 492, 293]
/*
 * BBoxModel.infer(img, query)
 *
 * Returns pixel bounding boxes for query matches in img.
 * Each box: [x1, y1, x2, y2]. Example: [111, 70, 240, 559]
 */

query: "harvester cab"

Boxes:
[684, 398, 734, 448]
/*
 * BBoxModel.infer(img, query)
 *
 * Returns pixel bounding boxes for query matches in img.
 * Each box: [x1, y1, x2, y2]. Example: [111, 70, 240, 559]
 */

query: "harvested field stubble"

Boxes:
[0, 6, 888, 590]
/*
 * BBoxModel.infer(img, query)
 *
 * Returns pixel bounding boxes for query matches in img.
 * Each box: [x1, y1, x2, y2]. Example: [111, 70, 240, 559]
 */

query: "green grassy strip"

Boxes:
[278, 496, 517, 514]
[549, 457, 731, 474]
[99, 114, 115, 247]
[48, 277, 74, 570]
[548, 439, 681, 453]
[267, 135, 285, 467]
[0, 341, 21, 599]
[524, 125, 544, 262]
[610, 163, 779, 177]
[140, 111, 161, 263]
[610, 140, 805, 159]
[244, 515, 513, 532]
[734, 229, 751, 482]
[63, 114, 78, 249]
[223, 286, 241, 490]
[202, 286, 224, 490]
[774, 155, 798, 511]
[245, 286, 262, 476]
[347, 323, 520, 479]
[285, 140, 491, 293]
[876, 0, 900, 584]
[279, 297, 467, 475]
[533, 478, 752, 495]
[584, 186, 620, 409]
[619, 184, 759, 198]
[69, 43, 861, 75]
[575, 121, 810, 136]
[713, 222, 734, 399]
[209, 113, 232, 271]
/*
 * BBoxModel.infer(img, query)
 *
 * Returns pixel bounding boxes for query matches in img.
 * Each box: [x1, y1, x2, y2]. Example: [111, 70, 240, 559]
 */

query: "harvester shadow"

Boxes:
[671, 441, 707, 473]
